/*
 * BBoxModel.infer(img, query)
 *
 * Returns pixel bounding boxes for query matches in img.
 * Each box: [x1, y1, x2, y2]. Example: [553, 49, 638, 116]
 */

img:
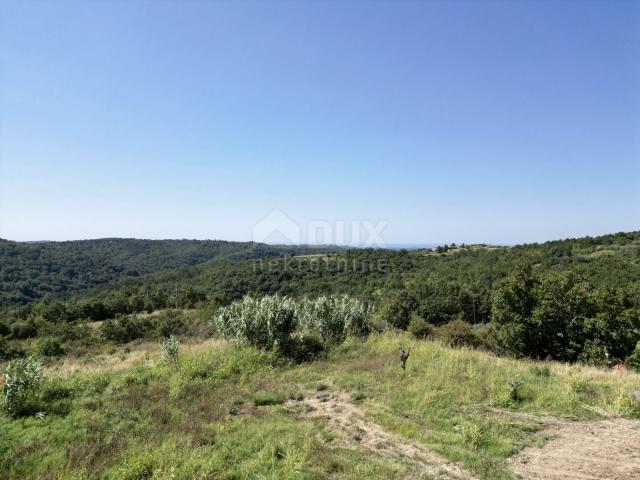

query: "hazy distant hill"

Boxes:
[0, 238, 344, 308]
[8, 230, 634, 325]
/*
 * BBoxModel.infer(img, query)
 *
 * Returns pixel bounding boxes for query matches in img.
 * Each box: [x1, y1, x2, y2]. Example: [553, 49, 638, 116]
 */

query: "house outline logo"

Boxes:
[252, 209, 301, 244]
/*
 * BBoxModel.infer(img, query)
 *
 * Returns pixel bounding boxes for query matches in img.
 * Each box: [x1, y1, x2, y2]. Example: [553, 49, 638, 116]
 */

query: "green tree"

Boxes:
[378, 289, 417, 330]
[530, 271, 591, 361]
[490, 264, 538, 356]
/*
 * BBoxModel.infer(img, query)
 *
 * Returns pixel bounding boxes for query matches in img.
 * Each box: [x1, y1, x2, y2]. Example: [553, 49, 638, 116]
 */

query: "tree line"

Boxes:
[2, 231, 639, 365]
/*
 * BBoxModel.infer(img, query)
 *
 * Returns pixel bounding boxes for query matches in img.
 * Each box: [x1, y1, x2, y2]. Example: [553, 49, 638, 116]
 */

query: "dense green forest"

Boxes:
[1, 231, 640, 364]
[0, 238, 344, 309]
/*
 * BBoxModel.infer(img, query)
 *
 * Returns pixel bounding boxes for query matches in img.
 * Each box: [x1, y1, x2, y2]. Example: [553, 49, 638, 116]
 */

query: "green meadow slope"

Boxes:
[2, 333, 639, 479]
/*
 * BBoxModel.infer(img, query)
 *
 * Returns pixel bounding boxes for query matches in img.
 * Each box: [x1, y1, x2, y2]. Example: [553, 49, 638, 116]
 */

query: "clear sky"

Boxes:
[1, 1, 638, 245]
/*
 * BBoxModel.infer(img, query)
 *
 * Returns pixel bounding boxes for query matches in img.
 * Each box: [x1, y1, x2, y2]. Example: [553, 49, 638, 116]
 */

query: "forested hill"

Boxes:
[3, 231, 640, 364]
[7, 230, 638, 324]
[0, 238, 344, 309]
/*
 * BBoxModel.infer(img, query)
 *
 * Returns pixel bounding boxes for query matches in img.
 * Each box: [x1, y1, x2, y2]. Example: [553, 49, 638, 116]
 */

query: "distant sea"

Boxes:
[382, 243, 438, 250]
[343, 243, 437, 250]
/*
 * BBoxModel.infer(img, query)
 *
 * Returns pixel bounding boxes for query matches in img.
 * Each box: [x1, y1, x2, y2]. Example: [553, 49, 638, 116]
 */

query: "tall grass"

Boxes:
[1, 332, 639, 479]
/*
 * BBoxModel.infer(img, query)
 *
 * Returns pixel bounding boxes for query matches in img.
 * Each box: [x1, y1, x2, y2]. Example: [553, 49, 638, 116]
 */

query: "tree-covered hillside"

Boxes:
[0, 238, 344, 309]
[2, 231, 640, 364]
[64, 231, 640, 311]
[5, 231, 638, 321]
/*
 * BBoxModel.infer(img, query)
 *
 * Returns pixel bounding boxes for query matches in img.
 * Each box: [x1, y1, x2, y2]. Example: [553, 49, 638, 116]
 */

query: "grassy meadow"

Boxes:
[2, 333, 639, 480]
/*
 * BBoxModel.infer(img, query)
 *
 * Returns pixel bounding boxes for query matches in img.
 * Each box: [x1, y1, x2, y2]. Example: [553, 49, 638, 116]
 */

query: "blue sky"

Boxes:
[0, 1, 638, 245]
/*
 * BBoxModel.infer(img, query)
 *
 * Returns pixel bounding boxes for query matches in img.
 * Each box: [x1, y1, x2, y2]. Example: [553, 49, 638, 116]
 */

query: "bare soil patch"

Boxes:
[509, 418, 640, 480]
[286, 385, 478, 480]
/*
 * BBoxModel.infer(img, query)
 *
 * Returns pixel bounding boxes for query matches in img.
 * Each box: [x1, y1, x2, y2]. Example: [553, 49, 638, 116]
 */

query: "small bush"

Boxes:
[578, 340, 609, 367]
[377, 290, 416, 330]
[0, 337, 25, 361]
[509, 376, 525, 402]
[253, 390, 286, 406]
[408, 314, 432, 339]
[570, 378, 597, 397]
[155, 311, 186, 338]
[368, 314, 391, 333]
[0, 337, 8, 360]
[160, 335, 180, 365]
[214, 295, 298, 351]
[2, 356, 44, 416]
[473, 323, 501, 352]
[101, 314, 151, 343]
[625, 342, 640, 372]
[38, 321, 95, 343]
[37, 337, 66, 357]
[297, 295, 371, 346]
[41, 380, 73, 402]
[434, 319, 477, 347]
[10, 321, 37, 339]
[287, 333, 326, 362]
[213, 294, 371, 360]
[41, 380, 73, 416]
[461, 422, 487, 450]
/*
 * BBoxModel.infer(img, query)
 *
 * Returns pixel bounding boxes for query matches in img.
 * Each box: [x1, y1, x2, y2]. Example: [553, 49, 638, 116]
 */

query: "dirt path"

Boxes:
[286, 385, 640, 480]
[509, 418, 640, 480]
[286, 386, 478, 480]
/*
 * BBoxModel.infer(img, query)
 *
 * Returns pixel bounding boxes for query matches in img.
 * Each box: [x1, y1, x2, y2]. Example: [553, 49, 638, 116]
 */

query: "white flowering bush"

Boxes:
[2, 356, 44, 416]
[160, 335, 180, 365]
[213, 294, 371, 358]
[298, 295, 371, 346]
[214, 295, 298, 351]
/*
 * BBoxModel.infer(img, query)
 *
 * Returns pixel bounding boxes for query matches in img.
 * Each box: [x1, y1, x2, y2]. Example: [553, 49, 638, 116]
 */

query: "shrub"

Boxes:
[40, 380, 73, 416]
[577, 340, 609, 367]
[0, 321, 9, 336]
[408, 314, 432, 339]
[155, 311, 185, 338]
[570, 378, 594, 395]
[213, 294, 371, 359]
[0, 336, 8, 360]
[37, 337, 66, 357]
[434, 319, 477, 347]
[10, 321, 37, 339]
[253, 390, 286, 406]
[0, 337, 25, 361]
[37, 321, 94, 343]
[160, 335, 180, 365]
[287, 333, 326, 362]
[377, 290, 417, 330]
[101, 314, 151, 343]
[213, 295, 297, 351]
[625, 342, 640, 372]
[473, 323, 501, 352]
[297, 295, 371, 346]
[41, 380, 73, 402]
[509, 376, 525, 402]
[461, 422, 487, 451]
[2, 356, 44, 416]
[368, 314, 391, 333]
